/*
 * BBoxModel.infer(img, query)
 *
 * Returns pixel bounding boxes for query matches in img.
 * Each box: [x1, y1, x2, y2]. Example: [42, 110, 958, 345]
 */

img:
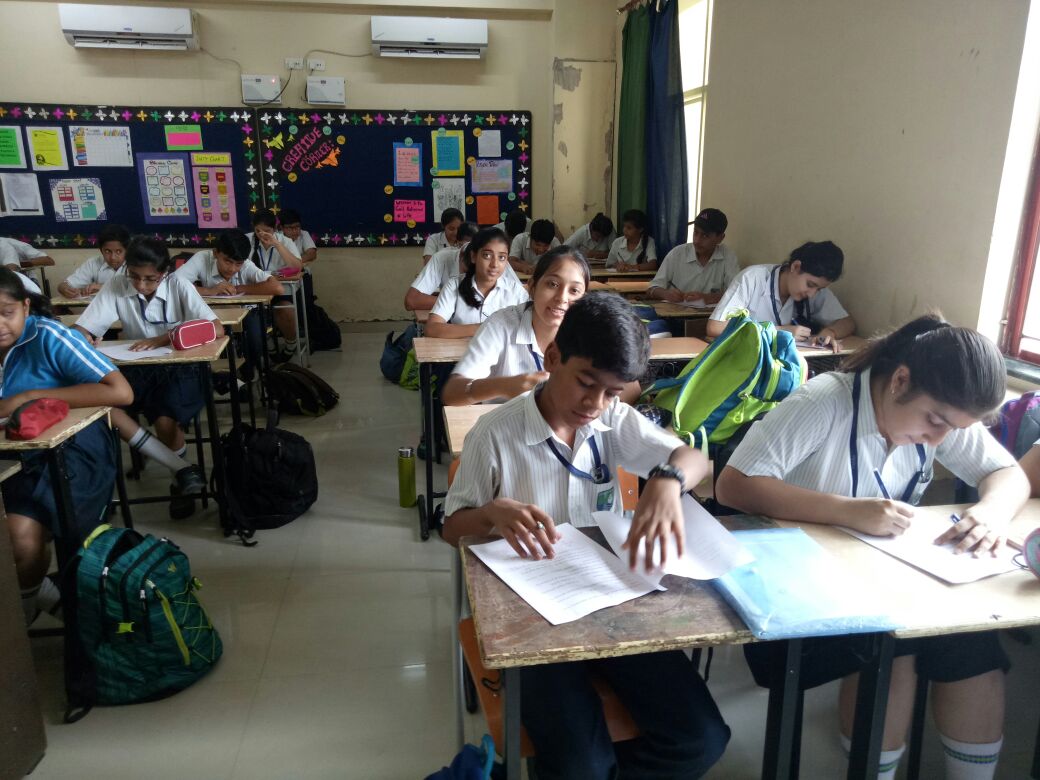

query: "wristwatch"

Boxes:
[648, 463, 686, 492]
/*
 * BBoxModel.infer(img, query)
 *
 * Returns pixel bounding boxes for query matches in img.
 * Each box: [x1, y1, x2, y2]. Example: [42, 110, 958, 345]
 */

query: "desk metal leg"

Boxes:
[503, 668, 522, 780]
[847, 633, 896, 780]
[451, 552, 465, 751]
[762, 638, 803, 780]
[46, 444, 79, 568]
[225, 328, 243, 430]
[200, 363, 228, 530]
[418, 362, 434, 541]
[298, 279, 311, 367]
[258, 302, 272, 405]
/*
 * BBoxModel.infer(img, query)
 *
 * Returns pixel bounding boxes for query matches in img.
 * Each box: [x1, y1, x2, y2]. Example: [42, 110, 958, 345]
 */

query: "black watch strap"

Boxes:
[648, 463, 686, 492]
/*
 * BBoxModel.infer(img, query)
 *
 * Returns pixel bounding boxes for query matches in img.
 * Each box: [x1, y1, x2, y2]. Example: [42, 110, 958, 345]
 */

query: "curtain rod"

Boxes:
[617, 0, 662, 15]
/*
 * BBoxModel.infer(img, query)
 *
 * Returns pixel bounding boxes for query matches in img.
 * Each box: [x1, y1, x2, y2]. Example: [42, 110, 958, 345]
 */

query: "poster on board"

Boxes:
[69, 125, 133, 167]
[50, 177, 107, 221]
[0, 127, 27, 169]
[28, 127, 69, 171]
[136, 153, 194, 224]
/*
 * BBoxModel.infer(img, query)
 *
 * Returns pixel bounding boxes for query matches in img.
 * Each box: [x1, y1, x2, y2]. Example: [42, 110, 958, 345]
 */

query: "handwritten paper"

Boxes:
[476, 194, 500, 225]
[431, 177, 465, 218]
[393, 199, 426, 223]
[165, 124, 204, 151]
[471, 158, 513, 193]
[594, 495, 754, 580]
[432, 130, 465, 176]
[839, 509, 1020, 585]
[393, 142, 423, 187]
[28, 127, 68, 171]
[99, 344, 173, 362]
[477, 129, 502, 157]
[137, 154, 193, 223]
[677, 299, 710, 309]
[0, 127, 26, 169]
[0, 174, 43, 216]
[192, 165, 237, 229]
[50, 178, 106, 222]
[468, 524, 659, 625]
[69, 125, 133, 167]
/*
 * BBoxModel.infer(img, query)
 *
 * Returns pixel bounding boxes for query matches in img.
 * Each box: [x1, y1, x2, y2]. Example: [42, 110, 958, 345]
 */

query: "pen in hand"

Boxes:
[872, 469, 891, 500]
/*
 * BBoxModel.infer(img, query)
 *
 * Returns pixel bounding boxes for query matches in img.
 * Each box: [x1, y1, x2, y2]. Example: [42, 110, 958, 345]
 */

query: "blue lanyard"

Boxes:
[529, 344, 543, 371]
[136, 295, 169, 325]
[256, 243, 276, 271]
[544, 436, 611, 484]
[770, 264, 812, 329]
[850, 371, 927, 503]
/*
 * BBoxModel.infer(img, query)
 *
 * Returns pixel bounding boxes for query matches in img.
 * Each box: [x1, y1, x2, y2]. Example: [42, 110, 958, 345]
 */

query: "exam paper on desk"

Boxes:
[98, 344, 173, 362]
[676, 299, 710, 309]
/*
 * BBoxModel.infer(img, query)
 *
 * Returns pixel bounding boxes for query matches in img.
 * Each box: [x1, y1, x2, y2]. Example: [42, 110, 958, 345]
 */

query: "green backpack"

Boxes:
[643, 311, 806, 448]
[63, 524, 222, 720]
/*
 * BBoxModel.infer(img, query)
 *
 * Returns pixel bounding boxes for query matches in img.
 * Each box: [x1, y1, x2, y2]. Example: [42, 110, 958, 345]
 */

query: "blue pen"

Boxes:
[872, 468, 891, 499]
[950, 513, 961, 526]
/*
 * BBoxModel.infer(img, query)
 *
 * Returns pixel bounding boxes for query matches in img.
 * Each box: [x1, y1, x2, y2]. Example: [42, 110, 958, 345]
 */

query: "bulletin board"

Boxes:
[258, 107, 533, 248]
[0, 102, 258, 250]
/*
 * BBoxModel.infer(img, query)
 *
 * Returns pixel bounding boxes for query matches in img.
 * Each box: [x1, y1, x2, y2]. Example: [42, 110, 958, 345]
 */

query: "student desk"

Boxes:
[598, 280, 651, 297]
[648, 337, 709, 361]
[590, 268, 656, 281]
[50, 294, 92, 308]
[273, 274, 311, 367]
[650, 301, 712, 319]
[415, 309, 432, 325]
[797, 334, 868, 359]
[445, 405, 493, 458]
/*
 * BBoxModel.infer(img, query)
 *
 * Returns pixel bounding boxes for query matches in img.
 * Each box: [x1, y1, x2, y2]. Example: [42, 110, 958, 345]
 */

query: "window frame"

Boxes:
[1002, 133, 1040, 365]
[681, 0, 712, 236]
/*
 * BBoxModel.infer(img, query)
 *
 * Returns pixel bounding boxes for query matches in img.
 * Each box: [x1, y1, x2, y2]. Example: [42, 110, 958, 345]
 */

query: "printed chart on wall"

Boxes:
[262, 108, 533, 247]
[0, 103, 256, 250]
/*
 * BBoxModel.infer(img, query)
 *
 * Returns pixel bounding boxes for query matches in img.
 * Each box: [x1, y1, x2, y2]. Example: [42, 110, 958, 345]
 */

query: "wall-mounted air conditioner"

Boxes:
[59, 4, 199, 51]
[371, 16, 487, 60]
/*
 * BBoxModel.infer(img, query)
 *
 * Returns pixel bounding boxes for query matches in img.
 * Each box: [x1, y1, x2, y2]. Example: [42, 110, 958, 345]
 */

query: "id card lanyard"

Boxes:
[544, 436, 611, 485]
[770, 264, 812, 329]
[849, 371, 928, 503]
[529, 344, 543, 372]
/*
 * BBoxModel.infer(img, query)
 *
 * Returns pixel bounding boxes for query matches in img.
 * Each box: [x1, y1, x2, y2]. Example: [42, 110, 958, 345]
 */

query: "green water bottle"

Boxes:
[398, 446, 416, 508]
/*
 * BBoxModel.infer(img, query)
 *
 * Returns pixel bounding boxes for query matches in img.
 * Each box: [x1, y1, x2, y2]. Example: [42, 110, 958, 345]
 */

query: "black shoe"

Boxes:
[272, 347, 294, 365]
[174, 464, 206, 494]
[212, 371, 231, 395]
[417, 435, 427, 461]
[169, 484, 195, 520]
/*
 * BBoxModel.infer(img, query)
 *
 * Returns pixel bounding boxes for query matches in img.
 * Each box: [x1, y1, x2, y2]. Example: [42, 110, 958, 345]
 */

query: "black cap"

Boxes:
[693, 208, 728, 235]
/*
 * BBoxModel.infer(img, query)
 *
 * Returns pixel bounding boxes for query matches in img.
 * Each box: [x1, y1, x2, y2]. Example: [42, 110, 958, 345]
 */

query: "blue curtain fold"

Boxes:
[646, 0, 689, 259]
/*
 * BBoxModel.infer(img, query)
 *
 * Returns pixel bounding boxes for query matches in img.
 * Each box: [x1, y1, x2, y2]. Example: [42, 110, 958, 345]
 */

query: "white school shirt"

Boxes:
[564, 224, 616, 255]
[64, 255, 126, 289]
[0, 237, 47, 264]
[15, 273, 41, 296]
[245, 231, 301, 274]
[648, 243, 739, 294]
[452, 304, 544, 385]
[174, 250, 272, 288]
[77, 273, 218, 340]
[494, 218, 533, 235]
[710, 263, 849, 327]
[291, 230, 316, 275]
[430, 275, 530, 325]
[509, 233, 561, 265]
[727, 368, 1016, 503]
[605, 236, 658, 268]
[444, 389, 679, 528]
[423, 231, 457, 258]
[411, 247, 521, 295]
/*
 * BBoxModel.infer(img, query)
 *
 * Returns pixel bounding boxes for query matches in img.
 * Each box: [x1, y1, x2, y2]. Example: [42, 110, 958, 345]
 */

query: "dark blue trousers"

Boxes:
[521, 650, 730, 780]
[240, 309, 265, 381]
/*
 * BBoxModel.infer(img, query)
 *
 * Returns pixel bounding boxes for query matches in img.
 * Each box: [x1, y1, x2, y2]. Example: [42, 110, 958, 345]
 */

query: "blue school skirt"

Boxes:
[2, 419, 115, 540]
[122, 364, 206, 426]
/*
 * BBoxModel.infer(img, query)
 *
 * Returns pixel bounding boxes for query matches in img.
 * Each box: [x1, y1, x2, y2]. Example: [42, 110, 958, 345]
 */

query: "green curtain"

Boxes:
[616, 5, 651, 223]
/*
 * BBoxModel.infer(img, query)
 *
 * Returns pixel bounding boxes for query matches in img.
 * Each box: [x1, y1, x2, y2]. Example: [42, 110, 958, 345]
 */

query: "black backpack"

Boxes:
[380, 323, 417, 383]
[219, 411, 318, 543]
[265, 363, 340, 416]
[308, 303, 342, 352]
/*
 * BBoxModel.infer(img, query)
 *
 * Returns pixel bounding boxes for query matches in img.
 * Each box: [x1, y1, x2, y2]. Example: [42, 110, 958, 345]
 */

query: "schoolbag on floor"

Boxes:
[266, 362, 339, 416]
[219, 412, 318, 539]
[381, 323, 417, 383]
[642, 311, 806, 448]
[307, 303, 342, 352]
[62, 524, 221, 721]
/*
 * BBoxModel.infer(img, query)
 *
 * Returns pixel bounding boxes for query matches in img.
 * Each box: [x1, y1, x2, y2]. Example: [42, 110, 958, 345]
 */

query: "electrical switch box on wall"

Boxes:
[306, 76, 346, 106]
[241, 74, 282, 104]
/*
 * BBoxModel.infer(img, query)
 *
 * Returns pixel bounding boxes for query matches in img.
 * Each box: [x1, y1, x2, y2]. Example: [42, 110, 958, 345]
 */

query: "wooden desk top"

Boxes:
[590, 268, 656, 281]
[0, 461, 22, 482]
[798, 334, 868, 358]
[445, 405, 495, 457]
[0, 407, 109, 451]
[51, 295, 92, 308]
[201, 293, 273, 306]
[101, 336, 229, 366]
[415, 309, 431, 324]
[58, 314, 122, 331]
[21, 257, 54, 267]
[209, 306, 250, 329]
[651, 302, 712, 319]
[414, 336, 469, 364]
[599, 280, 651, 295]
[649, 337, 708, 360]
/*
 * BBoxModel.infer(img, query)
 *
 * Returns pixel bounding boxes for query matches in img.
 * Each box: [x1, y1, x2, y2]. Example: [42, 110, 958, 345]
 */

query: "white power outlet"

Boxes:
[307, 58, 326, 72]
[285, 57, 304, 70]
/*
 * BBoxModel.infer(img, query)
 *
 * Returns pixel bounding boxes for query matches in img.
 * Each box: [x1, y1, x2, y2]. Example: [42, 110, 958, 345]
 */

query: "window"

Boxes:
[1003, 167, 1040, 363]
[679, 0, 712, 240]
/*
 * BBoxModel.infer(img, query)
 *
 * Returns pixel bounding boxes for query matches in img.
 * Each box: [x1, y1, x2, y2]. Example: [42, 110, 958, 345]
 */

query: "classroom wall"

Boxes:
[0, 0, 619, 321]
[700, 0, 1031, 336]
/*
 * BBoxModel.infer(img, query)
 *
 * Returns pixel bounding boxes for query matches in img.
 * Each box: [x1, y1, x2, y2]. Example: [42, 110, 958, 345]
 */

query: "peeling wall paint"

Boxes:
[558, 141, 569, 157]
[553, 60, 584, 91]
[554, 103, 564, 124]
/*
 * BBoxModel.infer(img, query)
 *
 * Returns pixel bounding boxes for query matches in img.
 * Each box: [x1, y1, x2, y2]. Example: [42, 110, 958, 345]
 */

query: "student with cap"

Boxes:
[647, 208, 739, 303]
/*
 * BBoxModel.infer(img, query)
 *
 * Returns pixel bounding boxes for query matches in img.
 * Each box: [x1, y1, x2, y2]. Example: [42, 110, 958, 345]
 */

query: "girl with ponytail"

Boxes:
[607, 209, 657, 271]
[716, 313, 1028, 780]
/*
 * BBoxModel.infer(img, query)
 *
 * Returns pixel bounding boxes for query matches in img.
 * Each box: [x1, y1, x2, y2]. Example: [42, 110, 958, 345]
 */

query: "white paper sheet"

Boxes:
[594, 495, 755, 580]
[432, 177, 466, 218]
[468, 523, 660, 625]
[98, 344, 173, 361]
[839, 509, 1019, 584]
[0, 173, 43, 215]
[476, 129, 502, 157]
[676, 299, 710, 309]
[205, 292, 245, 299]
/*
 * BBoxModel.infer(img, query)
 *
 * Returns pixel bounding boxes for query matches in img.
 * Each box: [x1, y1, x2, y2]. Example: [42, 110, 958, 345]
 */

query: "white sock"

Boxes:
[840, 734, 904, 780]
[174, 445, 188, 459]
[37, 575, 60, 613]
[940, 734, 1002, 780]
[284, 338, 298, 351]
[128, 428, 190, 475]
[21, 584, 40, 626]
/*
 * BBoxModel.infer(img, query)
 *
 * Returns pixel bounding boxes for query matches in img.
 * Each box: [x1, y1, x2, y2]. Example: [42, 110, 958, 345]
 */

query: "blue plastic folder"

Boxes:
[714, 528, 904, 640]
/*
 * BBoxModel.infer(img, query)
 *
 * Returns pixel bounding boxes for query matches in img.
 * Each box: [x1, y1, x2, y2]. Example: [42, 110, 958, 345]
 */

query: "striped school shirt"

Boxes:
[451, 304, 544, 389]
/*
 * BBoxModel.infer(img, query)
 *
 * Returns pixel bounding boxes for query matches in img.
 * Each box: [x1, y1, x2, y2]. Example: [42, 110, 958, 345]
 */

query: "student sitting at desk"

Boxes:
[495, 208, 533, 243]
[564, 212, 616, 261]
[76, 237, 220, 519]
[0, 267, 133, 625]
[508, 219, 561, 275]
[647, 208, 738, 304]
[423, 207, 465, 264]
[715, 314, 1029, 780]
[0, 236, 55, 272]
[425, 228, 529, 339]
[57, 224, 129, 299]
[175, 229, 282, 381]
[605, 209, 657, 271]
[404, 222, 479, 312]
[278, 208, 318, 307]
[441, 246, 589, 406]
[442, 292, 729, 780]
[247, 209, 303, 363]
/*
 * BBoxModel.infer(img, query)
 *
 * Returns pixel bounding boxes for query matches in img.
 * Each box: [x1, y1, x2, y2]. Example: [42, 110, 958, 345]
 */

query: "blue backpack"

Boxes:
[380, 323, 418, 383]
[425, 735, 496, 780]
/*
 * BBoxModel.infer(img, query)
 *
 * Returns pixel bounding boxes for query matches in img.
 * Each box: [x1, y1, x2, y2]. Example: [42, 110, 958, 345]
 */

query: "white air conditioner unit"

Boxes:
[371, 16, 487, 60]
[59, 4, 198, 50]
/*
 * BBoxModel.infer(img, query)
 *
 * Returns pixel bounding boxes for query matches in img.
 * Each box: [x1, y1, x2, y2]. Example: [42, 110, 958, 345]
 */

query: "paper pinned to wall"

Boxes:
[477, 129, 502, 157]
[0, 126, 26, 169]
[392, 142, 423, 187]
[476, 195, 500, 225]
[69, 125, 133, 167]
[0, 173, 43, 216]
[432, 130, 465, 176]
[50, 177, 107, 222]
[165, 124, 204, 151]
[28, 127, 68, 171]
[471, 158, 513, 193]
[393, 198, 426, 223]
[431, 177, 465, 218]
[137, 154, 194, 223]
[192, 164, 237, 229]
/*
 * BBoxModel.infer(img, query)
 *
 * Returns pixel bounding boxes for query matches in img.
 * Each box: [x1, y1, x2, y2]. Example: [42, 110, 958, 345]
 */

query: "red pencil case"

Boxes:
[6, 398, 69, 440]
[170, 319, 218, 350]
[275, 267, 298, 279]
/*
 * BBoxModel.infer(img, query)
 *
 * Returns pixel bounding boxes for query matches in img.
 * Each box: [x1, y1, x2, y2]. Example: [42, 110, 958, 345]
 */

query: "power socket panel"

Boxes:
[285, 57, 304, 70]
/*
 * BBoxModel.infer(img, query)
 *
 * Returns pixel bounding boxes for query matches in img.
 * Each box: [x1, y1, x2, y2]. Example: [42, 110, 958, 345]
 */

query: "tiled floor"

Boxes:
[26, 331, 1040, 779]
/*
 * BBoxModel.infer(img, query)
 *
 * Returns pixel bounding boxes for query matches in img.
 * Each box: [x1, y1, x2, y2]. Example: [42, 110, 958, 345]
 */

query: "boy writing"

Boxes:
[442, 292, 729, 779]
